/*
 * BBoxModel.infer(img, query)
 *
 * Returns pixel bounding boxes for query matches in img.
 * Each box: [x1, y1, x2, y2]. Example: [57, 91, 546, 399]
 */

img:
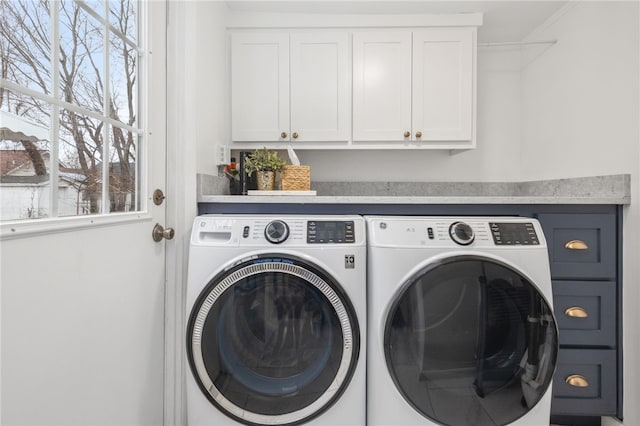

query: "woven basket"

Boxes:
[281, 165, 311, 191]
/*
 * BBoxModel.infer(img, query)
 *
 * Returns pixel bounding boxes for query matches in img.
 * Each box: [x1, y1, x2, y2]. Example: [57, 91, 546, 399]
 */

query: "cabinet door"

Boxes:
[352, 32, 412, 142]
[231, 33, 289, 142]
[290, 32, 350, 142]
[412, 28, 474, 142]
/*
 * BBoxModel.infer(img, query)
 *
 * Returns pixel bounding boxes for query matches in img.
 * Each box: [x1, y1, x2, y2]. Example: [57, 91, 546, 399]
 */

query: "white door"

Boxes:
[412, 28, 475, 142]
[231, 33, 290, 142]
[290, 32, 350, 142]
[0, 3, 170, 425]
[352, 31, 412, 142]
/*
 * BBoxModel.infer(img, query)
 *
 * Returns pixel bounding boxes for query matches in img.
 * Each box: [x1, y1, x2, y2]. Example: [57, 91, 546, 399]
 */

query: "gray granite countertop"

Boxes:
[198, 174, 631, 205]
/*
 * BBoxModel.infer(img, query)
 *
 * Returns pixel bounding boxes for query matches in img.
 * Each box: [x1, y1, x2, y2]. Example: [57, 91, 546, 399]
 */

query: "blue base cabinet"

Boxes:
[536, 212, 621, 424]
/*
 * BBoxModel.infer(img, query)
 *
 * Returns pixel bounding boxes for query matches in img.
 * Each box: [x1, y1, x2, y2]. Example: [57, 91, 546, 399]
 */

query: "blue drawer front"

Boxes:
[552, 280, 616, 347]
[538, 214, 616, 280]
[551, 348, 617, 416]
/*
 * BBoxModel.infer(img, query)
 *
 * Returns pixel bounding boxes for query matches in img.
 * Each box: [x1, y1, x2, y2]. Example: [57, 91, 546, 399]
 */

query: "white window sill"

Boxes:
[0, 212, 153, 240]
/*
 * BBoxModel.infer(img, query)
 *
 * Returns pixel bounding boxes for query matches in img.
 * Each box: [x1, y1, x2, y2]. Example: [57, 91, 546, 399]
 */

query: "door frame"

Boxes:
[164, 1, 198, 424]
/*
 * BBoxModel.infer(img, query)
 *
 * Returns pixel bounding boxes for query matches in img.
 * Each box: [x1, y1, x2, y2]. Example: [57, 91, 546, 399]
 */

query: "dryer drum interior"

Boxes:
[384, 255, 558, 426]
[186, 254, 360, 426]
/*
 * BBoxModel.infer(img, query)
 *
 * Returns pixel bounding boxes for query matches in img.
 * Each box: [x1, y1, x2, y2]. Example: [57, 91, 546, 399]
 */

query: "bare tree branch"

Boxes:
[2, 0, 139, 214]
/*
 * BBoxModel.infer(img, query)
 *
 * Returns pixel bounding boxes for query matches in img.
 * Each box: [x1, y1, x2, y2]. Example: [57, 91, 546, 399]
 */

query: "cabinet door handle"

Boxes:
[415, 131, 423, 138]
[566, 374, 590, 387]
[565, 239, 589, 250]
[292, 132, 299, 139]
[565, 306, 589, 318]
[403, 131, 410, 138]
[280, 132, 287, 138]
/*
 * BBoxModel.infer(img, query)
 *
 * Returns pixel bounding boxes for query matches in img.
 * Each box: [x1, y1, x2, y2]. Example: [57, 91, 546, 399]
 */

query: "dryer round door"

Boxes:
[384, 255, 558, 426]
[187, 254, 360, 426]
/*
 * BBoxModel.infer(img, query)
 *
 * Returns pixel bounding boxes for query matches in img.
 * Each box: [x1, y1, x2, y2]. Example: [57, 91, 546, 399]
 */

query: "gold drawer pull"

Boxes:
[565, 239, 589, 250]
[566, 374, 590, 387]
[565, 306, 589, 318]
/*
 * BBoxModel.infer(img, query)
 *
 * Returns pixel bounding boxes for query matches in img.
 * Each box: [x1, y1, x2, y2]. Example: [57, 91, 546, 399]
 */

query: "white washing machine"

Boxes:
[185, 215, 366, 426]
[366, 216, 558, 426]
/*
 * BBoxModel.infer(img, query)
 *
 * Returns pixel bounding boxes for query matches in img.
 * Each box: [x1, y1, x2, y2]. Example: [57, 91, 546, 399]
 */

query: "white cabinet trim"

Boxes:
[226, 12, 483, 29]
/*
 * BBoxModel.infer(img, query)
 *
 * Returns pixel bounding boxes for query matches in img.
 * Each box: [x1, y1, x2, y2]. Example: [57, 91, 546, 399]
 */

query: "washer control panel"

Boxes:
[489, 222, 539, 245]
[193, 215, 366, 247]
[307, 220, 355, 244]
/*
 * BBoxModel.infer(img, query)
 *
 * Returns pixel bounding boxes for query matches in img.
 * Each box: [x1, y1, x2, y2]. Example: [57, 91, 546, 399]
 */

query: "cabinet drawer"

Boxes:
[537, 213, 616, 280]
[551, 348, 617, 416]
[552, 281, 616, 347]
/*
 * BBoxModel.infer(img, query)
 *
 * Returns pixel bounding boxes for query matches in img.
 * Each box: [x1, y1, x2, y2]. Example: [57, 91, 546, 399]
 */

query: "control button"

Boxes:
[449, 222, 475, 246]
[242, 226, 250, 238]
[264, 220, 290, 244]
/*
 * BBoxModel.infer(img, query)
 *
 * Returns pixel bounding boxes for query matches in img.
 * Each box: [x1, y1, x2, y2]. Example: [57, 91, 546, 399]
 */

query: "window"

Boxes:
[1, 0, 144, 221]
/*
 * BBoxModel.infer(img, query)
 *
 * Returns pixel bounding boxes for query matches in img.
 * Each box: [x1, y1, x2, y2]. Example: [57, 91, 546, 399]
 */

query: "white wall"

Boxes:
[0, 184, 89, 220]
[191, 2, 229, 175]
[0, 184, 49, 220]
[521, 2, 639, 180]
[520, 2, 639, 425]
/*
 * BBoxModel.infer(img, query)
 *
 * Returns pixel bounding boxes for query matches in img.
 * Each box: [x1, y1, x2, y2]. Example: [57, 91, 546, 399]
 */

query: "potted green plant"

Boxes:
[244, 147, 286, 190]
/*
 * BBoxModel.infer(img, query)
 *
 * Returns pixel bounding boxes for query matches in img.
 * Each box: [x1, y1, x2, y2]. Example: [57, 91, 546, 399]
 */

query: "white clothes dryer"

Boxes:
[186, 215, 366, 426]
[365, 216, 558, 426]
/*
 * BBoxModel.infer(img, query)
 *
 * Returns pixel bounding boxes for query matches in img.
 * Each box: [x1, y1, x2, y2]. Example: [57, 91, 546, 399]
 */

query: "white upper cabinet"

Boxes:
[231, 33, 289, 142]
[229, 20, 478, 150]
[353, 27, 476, 148]
[231, 31, 350, 144]
[412, 29, 474, 143]
[290, 33, 350, 142]
[352, 32, 412, 142]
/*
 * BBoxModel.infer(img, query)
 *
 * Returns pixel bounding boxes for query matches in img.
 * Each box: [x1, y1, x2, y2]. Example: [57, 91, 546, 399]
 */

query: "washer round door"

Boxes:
[187, 254, 360, 426]
[385, 255, 558, 426]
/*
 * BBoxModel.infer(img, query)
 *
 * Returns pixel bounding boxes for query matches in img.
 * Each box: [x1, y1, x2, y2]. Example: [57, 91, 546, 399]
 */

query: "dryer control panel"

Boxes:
[365, 216, 546, 249]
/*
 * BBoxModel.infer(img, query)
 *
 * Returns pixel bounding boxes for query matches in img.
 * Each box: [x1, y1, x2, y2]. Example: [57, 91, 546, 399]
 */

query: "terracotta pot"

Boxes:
[256, 171, 275, 190]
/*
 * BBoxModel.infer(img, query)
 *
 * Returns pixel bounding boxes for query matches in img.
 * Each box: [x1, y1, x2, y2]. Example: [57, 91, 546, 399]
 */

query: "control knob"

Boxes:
[264, 220, 290, 244]
[449, 221, 475, 245]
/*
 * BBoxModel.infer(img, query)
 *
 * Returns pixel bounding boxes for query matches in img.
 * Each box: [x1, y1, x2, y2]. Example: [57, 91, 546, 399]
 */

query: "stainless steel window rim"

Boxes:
[191, 260, 354, 425]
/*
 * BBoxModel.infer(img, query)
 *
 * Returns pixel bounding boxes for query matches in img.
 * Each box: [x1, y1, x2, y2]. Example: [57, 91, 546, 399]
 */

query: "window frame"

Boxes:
[0, 0, 151, 234]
